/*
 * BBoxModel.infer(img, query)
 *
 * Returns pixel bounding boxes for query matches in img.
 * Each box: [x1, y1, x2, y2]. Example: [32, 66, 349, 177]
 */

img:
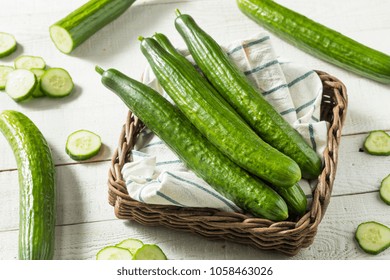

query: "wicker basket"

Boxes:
[107, 70, 348, 256]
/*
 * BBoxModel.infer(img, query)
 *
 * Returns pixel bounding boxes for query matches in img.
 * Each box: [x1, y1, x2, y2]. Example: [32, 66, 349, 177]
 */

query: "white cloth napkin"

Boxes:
[122, 32, 328, 213]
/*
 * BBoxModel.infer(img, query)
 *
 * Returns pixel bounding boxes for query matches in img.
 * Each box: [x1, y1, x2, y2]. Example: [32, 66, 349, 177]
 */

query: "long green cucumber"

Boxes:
[96, 66, 288, 221]
[140, 37, 301, 188]
[273, 183, 307, 216]
[0, 110, 56, 260]
[174, 11, 322, 180]
[236, 0, 390, 84]
[49, 0, 136, 54]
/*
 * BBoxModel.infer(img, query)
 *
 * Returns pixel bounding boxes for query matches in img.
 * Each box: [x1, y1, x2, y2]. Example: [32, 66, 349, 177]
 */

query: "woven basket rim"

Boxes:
[107, 70, 348, 256]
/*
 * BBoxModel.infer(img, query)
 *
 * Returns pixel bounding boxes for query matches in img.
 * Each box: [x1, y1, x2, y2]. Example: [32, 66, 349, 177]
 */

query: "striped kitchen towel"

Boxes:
[122, 32, 328, 213]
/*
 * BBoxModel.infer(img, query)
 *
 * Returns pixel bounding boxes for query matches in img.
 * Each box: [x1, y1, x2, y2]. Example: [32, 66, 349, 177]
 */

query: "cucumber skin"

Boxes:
[0, 110, 56, 260]
[98, 67, 288, 221]
[140, 37, 301, 188]
[236, 0, 390, 84]
[50, 0, 135, 53]
[175, 13, 322, 180]
[273, 183, 307, 216]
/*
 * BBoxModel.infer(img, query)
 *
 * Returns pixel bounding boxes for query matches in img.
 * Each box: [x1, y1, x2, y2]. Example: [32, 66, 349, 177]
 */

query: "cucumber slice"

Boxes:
[355, 221, 390, 255]
[132, 244, 167, 260]
[14, 55, 46, 70]
[5, 69, 37, 102]
[0, 65, 14, 90]
[363, 130, 390, 156]
[116, 238, 144, 255]
[96, 246, 132, 260]
[0, 32, 17, 58]
[65, 129, 102, 161]
[380, 174, 390, 205]
[40, 68, 74, 97]
[30, 68, 46, 98]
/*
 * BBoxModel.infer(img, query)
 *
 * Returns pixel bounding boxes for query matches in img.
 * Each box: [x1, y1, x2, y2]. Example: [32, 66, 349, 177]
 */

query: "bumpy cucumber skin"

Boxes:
[50, 0, 135, 54]
[236, 0, 390, 84]
[0, 110, 56, 260]
[175, 13, 322, 180]
[140, 37, 301, 188]
[272, 183, 307, 216]
[97, 67, 288, 221]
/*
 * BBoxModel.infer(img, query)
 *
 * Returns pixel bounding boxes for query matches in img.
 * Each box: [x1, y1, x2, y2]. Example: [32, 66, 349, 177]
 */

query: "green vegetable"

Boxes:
[96, 246, 133, 260]
[174, 10, 322, 180]
[273, 183, 307, 216]
[236, 0, 390, 84]
[0, 110, 56, 260]
[0, 65, 14, 90]
[116, 238, 144, 255]
[14, 55, 46, 70]
[139, 37, 300, 188]
[5, 69, 37, 102]
[380, 174, 390, 205]
[0, 32, 17, 58]
[30, 68, 46, 98]
[65, 129, 102, 161]
[49, 0, 136, 54]
[40, 68, 74, 97]
[355, 221, 390, 255]
[132, 244, 167, 260]
[363, 130, 390, 156]
[96, 66, 288, 221]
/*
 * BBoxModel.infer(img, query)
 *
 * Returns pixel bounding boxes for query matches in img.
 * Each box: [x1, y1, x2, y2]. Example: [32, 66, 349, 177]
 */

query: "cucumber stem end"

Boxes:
[95, 65, 105, 75]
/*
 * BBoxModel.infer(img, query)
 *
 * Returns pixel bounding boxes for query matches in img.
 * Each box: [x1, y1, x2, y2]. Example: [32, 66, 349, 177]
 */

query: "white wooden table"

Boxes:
[0, 0, 389, 260]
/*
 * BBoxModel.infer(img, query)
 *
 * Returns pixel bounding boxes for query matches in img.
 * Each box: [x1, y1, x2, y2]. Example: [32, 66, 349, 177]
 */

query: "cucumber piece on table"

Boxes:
[30, 68, 46, 98]
[40, 68, 74, 97]
[14, 55, 46, 70]
[66, 129, 102, 161]
[355, 221, 390, 255]
[363, 130, 390, 156]
[380, 174, 390, 205]
[0, 32, 17, 58]
[5, 69, 37, 102]
[96, 246, 132, 260]
[0, 65, 14, 90]
[132, 244, 167, 260]
[116, 238, 144, 255]
[49, 0, 136, 54]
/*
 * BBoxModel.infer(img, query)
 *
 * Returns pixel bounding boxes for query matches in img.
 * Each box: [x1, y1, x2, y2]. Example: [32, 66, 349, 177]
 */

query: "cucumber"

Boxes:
[132, 244, 167, 260]
[380, 174, 390, 205]
[14, 55, 46, 70]
[363, 130, 390, 156]
[174, 11, 322, 180]
[5, 69, 37, 102]
[355, 221, 390, 255]
[116, 238, 144, 255]
[65, 129, 102, 161]
[0, 110, 56, 260]
[139, 37, 301, 188]
[96, 66, 288, 221]
[30, 68, 46, 98]
[0, 65, 14, 90]
[96, 246, 132, 260]
[236, 0, 390, 84]
[273, 183, 307, 216]
[0, 32, 17, 58]
[49, 0, 135, 54]
[40, 68, 74, 97]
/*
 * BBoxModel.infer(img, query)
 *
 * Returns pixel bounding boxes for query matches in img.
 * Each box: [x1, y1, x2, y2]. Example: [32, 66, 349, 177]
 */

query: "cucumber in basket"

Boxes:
[139, 36, 301, 189]
[96, 66, 289, 221]
[0, 32, 17, 58]
[174, 10, 322, 180]
[355, 221, 390, 255]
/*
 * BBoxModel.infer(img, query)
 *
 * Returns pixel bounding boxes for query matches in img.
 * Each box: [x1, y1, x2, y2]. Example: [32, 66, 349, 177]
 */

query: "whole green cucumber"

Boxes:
[49, 0, 136, 54]
[140, 37, 301, 188]
[96, 66, 288, 221]
[236, 0, 390, 84]
[174, 11, 322, 180]
[273, 183, 307, 216]
[0, 110, 56, 260]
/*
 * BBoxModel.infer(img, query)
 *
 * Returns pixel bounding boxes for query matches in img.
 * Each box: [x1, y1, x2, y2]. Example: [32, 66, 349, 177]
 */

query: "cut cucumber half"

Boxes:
[132, 244, 167, 260]
[0, 32, 17, 58]
[96, 246, 132, 260]
[40, 68, 74, 97]
[116, 238, 144, 255]
[355, 221, 390, 255]
[363, 130, 390, 156]
[380, 174, 390, 205]
[65, 129, 102, 161]
[0, 65, 14, 90]
[30, 68, 46, 98]
[14, 55, 46, 70]
[5, 69, 37, 102]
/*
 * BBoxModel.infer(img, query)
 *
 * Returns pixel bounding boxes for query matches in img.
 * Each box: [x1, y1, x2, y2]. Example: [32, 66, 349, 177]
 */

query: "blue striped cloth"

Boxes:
[122, 32, 328, 213]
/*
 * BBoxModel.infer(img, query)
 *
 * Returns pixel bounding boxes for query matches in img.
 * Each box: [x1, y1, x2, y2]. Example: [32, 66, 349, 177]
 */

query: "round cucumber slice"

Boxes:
[96, 246, 132, 260]
[5, 69, 37, 102]
[132, 244, 167, 260]
[66, 129, 102, 161]
[30, 68, 46, 98]
[380, 174, 390, 205]
[355, 221, 390, 255]
[363, 130, 390, 156]
[49, 25, 74, 54]
[14, 55, 46, 70]
[0, 65, 14, 90]
[40, 68, 74, 97]
[116, 238, 144, 255]
[0, 32, 17, 58]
